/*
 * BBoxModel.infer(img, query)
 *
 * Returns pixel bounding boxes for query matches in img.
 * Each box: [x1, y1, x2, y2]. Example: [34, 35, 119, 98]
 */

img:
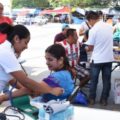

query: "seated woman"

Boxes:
[0, 44, 75, 103]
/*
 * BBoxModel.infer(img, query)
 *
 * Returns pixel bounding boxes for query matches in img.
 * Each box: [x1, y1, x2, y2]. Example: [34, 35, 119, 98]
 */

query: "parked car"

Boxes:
[15, 16, 35, 25]
[11, 13, 17, 21]
[34, 16, 48, 25]
[15, 16, 26, 24]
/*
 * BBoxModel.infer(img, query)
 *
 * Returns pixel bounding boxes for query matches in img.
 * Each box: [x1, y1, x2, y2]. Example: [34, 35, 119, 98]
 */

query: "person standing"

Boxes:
[0, 2, 13, 44]
[97, 10, 104, 21]
[0, 2, 14, 93]
[85, 11, 114, 106]
[79, 11, 91, 37]
[113, 17, 120, 46]
[54, 24, 69, 43]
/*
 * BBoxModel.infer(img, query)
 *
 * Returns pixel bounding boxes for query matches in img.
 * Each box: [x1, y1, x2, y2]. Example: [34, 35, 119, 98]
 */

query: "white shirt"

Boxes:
[0, 41, 22, 91]
[85, 21, 114, 63]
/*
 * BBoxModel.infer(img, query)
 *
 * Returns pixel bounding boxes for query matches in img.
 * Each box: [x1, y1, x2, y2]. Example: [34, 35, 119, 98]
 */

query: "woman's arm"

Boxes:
[0, 87, 30, 104]
[9, 79, 24, 89]
[79, 28, 85, 36]
[0, 80, 64, 104]
[10, 71, 63, 96]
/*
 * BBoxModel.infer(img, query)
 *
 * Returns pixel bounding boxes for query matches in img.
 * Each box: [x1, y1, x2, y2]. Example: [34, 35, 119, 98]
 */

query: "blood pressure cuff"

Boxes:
[43, 76, 60, 87]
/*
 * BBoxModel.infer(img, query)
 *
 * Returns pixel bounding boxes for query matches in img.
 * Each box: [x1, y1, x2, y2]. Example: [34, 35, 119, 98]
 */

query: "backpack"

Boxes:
[72, 90, 88, 106]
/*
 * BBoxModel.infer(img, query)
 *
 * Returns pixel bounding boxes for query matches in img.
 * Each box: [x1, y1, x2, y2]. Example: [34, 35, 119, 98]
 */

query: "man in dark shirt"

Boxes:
[54, 24, 69, 43]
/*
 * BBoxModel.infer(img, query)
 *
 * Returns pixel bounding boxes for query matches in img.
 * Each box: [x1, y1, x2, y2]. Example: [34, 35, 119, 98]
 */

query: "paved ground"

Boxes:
[19, 23, 120, 112]
[82, 67, 120, 111]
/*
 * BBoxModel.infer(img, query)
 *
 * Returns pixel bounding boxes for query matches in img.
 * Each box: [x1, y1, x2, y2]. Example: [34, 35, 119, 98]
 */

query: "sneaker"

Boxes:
[88, 99, 95, 105]
[100, 99, 107, 106]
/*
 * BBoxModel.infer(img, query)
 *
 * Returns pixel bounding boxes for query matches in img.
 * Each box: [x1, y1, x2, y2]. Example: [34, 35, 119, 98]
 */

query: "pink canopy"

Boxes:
[17, 10, 29, 16]
[40, 7, 71, 15]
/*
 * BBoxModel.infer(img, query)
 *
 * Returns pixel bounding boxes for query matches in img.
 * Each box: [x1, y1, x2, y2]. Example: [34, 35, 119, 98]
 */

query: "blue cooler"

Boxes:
[38, 105, 74, 120]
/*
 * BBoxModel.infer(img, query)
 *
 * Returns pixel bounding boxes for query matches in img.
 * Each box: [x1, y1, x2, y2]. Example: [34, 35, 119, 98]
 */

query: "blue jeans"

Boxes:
[89, 62, 112, 100]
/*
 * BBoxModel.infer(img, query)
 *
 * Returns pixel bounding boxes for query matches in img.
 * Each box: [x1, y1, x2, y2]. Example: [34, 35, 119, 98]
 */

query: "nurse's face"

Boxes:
[13, 35, 30, 56]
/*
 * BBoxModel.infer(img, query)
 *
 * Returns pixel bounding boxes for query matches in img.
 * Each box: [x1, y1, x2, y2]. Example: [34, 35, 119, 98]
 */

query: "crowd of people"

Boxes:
[0, 1, 119, 107]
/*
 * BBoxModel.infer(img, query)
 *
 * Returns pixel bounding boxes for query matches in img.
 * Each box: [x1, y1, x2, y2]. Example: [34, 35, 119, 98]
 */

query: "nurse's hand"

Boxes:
[0, 95, 6, 104]
[50, 87, 64, 96]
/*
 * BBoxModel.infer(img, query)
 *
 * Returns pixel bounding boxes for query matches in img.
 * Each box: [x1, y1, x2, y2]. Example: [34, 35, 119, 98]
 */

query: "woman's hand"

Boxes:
[50, 87, 64, 96]
[29, 87, 64, 97]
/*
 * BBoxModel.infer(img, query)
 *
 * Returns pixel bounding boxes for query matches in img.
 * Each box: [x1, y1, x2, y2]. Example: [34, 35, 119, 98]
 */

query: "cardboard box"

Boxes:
[114, 79, 120, 104]
[113, 47, 120, 61]
[38, 105, 74, 120]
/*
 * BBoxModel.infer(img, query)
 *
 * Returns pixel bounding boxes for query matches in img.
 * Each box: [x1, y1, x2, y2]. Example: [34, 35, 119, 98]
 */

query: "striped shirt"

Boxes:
[58, 39, 80, 67]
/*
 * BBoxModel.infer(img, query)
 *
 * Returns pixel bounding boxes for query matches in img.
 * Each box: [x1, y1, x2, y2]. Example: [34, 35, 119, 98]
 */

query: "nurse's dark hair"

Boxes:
[45, 44, 74, 77]
[0, 23, 30, 43]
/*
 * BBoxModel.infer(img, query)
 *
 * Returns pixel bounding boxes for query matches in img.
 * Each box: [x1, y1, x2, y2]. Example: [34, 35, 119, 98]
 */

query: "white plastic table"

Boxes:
[1, 102, 120, 120]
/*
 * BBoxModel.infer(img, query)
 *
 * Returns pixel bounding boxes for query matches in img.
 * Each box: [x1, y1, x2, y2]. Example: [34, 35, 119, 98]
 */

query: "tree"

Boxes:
[12, 0, 49, 8]
[12, 0, 114, 9]
[48, 0, 111, 8]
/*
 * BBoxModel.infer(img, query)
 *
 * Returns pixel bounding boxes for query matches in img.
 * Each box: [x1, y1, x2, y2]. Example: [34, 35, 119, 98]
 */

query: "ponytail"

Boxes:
[64, 56, 74, 78]
[0, 23, 30, 43]
[0, 23, 13, 37]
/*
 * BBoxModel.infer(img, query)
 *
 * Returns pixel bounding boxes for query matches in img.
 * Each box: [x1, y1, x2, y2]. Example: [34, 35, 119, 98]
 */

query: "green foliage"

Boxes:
[33, 0, 49, 8]
[48, 0, 110, 8]
[12, 0, 112, 8]
[12, 0, 49, 8]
